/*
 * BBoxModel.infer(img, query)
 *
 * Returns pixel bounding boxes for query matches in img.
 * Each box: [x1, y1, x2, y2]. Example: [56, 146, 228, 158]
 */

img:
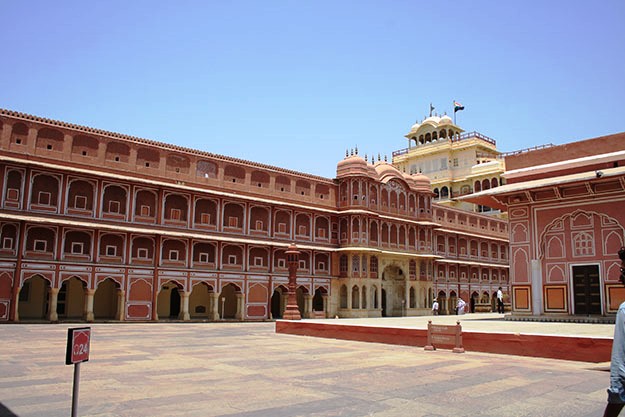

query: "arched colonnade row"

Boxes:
[3, 273, 329, 322]
[434, 289, 505, 314]
[0, 118, 336, 204]
[338, 178, 432, 216]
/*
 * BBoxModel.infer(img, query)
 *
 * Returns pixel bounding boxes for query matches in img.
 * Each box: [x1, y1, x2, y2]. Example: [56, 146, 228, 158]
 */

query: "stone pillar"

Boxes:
[116, 289, 125, 321]
[235, 293, 245, 321]
[179, 291, 191, 321]
[321, 294, 328, 318]
[304, 294, 313, 318]
[209, 292, 219, 321]
[282, 244, 302, 320]
[347, 283, 352, 310]
[85, 289, 95, 322]
[48, 288, 59, 322]
[531, 259, 542, 315]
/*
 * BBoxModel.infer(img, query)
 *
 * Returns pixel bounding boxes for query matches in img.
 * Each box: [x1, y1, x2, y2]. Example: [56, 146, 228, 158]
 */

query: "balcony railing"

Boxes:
[392, 131, 497, 157]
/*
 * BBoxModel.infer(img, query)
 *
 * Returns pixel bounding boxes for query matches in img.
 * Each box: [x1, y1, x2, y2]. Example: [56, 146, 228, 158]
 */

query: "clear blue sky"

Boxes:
[2, 0, 624, 178]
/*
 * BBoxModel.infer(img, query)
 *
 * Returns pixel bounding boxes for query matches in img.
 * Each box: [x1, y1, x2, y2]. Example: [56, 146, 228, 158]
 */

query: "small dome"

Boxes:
[410, 172, 431, 191]
[439, 115, 452, 125]
[423, 116, 441, 125]
[336, 155, 372, 178]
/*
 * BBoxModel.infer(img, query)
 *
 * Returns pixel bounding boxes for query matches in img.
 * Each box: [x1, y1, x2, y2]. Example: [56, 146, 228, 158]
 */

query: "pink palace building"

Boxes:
[465, 131, 625, 317]
[0, 109, 509, 322]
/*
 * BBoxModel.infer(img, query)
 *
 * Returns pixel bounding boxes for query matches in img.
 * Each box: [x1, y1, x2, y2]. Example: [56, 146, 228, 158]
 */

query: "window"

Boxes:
[298, 225, 306, 235]
[277, 258, 286, 268]
[7, 188, 19, 201]
[3, 237, 13, 249]
[278, 223, 287, 233]
[170, 208, 181, 221]
[317, 228, 326, 238]
[74, 195, 87, 210]
[453, 158, 458, 167]
[254, 256, 263, 266]
[106, 245, 117, 256]
[228, 216, 238, 228]
[199, 252, 209, 263]
[38, 191, 51, 206]
[200, 213, 210, 224]
[137, 248, 148, 259]
[71, 242, 84, 254]
[108, 200, 120, 214]
[574, 232, 594, 256]
[140, 205, 151, 217]
[169, 250, 179, 261]
[255, 220, 263, 230]
[34, 240, 47, 252]
[317, 261, 325, 271]
[228, 254, 237, 264]
[299, 260, 306, 270]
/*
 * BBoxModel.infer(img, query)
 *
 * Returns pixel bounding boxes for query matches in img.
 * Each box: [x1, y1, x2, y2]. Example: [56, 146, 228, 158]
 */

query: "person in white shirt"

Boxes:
[604, 247, 625, 417]
[432, 299, 439, 315]
[456, 297, 466, 315]
[497, 287, 504, 313]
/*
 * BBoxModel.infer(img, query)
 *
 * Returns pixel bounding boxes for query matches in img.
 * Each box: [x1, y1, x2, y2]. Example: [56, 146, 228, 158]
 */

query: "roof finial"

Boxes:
[384, 155, 388, 162]
[429, 103, 435, 117]
[345, 149, 349, 158]
[377, 153, 381, 162]
[364, 154, 368, 162]
[355, 146, 358, 155]
[350, 148, 354, 156]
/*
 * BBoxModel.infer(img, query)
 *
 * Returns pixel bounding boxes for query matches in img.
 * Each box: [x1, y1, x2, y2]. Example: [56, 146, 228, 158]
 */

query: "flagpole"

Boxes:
[453, 100, 456, 125]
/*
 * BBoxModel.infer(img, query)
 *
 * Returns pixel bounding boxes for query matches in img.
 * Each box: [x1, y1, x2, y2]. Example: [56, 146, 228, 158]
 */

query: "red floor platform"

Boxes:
[275, 320, 613, 363]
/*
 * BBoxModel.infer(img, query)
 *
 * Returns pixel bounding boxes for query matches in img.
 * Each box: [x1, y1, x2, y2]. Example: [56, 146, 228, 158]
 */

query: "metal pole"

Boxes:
[71, 362, 81, 417]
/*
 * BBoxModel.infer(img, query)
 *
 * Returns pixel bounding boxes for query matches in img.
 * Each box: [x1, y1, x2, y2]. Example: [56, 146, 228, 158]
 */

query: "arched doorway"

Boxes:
[94, 278, 120, 320]
[312, 288, 325, 313]
[190, 282, 212, 319]
[157, 281, 183, 319]
[471, 291, 479, 313]
[437, 290, 447, 315]
[58, 277, 87, 320]
[271, 286, 286, 319]
[381, 265, 405, 317]
[18, 275, 50, 320]
[219, 283, 238, 319]
[449, 291, 457, 315]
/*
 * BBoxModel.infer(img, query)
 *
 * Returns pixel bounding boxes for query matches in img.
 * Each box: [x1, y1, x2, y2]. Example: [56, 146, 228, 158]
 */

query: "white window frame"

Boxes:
[106, 245, 117, 256]
[34, 239, 47, 252]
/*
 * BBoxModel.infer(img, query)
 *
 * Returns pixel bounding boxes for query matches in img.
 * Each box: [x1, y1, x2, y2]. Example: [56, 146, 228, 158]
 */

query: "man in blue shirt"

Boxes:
[605, 247, 625, 417]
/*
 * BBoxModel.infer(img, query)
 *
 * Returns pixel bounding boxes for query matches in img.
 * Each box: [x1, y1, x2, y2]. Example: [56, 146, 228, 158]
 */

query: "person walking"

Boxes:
[604, 247, 625, 417]
[456, 297, 466, 315]
[497, 287, 504, 314]
[432, 299, 439, 315]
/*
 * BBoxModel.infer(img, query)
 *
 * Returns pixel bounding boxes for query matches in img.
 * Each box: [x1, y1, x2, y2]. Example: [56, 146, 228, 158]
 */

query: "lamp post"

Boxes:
[282, 243, 302, 320]
[221, 297, 225, 320]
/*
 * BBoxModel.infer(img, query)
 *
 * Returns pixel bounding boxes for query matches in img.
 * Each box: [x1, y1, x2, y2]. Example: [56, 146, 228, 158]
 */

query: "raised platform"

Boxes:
[276, 313, 614, 363]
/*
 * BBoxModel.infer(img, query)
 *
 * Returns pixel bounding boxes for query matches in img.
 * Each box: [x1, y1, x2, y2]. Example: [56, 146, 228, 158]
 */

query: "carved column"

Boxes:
[321, 294, 328, 318]
[48, 287, 59, 322]
[282, 244, 301, 320]
[179, 291, 191, 321]
[116, 289, 125, 321]
[209, 292, 219, 320]
[303, 294, 313, 318]
[235, 293, 245, 321]
[85, 289, 95, 322]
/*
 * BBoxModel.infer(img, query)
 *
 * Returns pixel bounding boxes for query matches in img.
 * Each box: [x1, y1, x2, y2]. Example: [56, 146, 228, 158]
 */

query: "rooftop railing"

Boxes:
[393, 131, 497, 157]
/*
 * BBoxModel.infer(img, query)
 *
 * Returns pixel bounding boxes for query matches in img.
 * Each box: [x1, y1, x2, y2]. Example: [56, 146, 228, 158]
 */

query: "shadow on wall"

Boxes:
[0, 402, 19, 417]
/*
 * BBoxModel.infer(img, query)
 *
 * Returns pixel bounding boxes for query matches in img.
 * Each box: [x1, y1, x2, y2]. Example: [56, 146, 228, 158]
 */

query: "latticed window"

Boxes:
[409, 260, 416, 277]
[352, 255, 360, 273]
[573, 232, 594, 256]
[370, 256, 378, 273]
[339, 255, 348, 273]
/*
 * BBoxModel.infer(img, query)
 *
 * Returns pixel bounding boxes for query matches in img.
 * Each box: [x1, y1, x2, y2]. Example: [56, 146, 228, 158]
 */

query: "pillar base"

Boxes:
[282, 305, 301, 320]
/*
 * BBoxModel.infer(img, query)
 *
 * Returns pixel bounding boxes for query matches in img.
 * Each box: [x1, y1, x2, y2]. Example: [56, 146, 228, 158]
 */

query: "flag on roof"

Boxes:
[454, 101, 465, 112]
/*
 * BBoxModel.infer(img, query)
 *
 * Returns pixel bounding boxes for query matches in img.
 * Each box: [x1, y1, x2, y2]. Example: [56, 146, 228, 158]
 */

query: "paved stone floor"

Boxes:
[0, 321, 614, 417]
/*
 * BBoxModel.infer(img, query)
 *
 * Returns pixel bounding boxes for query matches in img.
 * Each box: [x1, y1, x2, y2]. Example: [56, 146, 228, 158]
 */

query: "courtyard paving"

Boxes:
[0, 319, 615, 417]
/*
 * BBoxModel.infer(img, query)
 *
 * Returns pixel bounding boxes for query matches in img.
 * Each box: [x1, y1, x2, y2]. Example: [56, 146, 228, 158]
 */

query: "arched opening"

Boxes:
[351, 285, 360, 309]
[18, 275, 50, 320]
[157, 281, 183, 319]
[340, 285, 348, 309]
[58, 277, 87, 320]
[313, 288, 325, 314]
[271, 286, 286, 319]
[219, 283, 239, 319]
[437, 291, 447, 315]
[409, 287, 416, 308]
[381, 289, 387, 317]
[372, 285, 379, 309]
[449, 291, 457, 315]
[190, 282, 213, 319]
[94, 278, 120, 320]
[471, 291, 479, 313]
[381, 265, 405, 317]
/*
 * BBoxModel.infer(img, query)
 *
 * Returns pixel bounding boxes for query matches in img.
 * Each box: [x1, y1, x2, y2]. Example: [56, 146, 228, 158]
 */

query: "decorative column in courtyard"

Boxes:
[282, 243, 301, 320]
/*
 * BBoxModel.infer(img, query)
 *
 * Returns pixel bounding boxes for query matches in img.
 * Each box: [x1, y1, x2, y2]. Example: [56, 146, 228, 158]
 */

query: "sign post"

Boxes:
[66, 327, 91, 417]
